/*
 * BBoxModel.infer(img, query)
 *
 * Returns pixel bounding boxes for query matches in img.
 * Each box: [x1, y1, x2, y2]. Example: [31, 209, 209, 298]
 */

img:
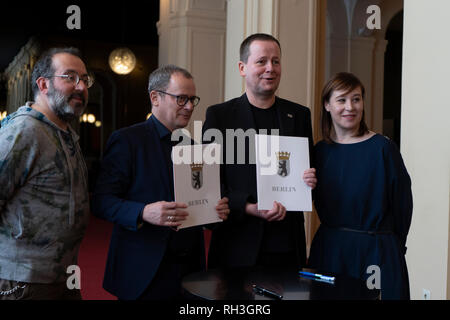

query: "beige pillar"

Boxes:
[402, 0, 450, 300]
[157, 0, 227, 133]
[225, 0, 279, 100]
[225, 0, 323, 134]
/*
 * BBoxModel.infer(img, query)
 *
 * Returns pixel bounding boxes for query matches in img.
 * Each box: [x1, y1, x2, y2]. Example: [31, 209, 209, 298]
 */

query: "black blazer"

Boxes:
[203, 93, 314, 268]
[92, 118, 205, 300]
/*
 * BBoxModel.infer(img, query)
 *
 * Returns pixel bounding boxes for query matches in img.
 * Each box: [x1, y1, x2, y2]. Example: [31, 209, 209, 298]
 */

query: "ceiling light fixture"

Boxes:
[109, 47, 136, 75]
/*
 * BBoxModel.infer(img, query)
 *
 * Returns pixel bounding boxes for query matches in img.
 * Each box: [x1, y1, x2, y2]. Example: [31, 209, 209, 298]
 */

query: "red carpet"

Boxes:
[78, 215, 116, 300]
[78, 214, 212, 300]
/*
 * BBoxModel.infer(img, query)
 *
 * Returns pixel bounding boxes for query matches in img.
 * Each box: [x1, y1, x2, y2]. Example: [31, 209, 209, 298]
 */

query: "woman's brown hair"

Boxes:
[321, 72, 369, 143]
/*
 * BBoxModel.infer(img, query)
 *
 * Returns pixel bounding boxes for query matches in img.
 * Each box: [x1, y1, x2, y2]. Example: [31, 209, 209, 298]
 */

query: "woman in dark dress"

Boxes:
[308, 72, 413, 300]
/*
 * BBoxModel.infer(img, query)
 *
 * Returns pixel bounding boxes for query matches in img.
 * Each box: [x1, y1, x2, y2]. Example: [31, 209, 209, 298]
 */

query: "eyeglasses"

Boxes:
[50, 72, 94, 88]
[155, 90, 200, 107]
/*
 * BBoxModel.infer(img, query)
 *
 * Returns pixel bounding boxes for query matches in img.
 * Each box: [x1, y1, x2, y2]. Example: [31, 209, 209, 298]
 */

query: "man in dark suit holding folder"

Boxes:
[203, 33, 316, 270]
[92, 65, 229, 300]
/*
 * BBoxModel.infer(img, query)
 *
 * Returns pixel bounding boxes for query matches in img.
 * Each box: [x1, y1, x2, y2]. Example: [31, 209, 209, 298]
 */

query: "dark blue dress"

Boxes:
[308, 134, 413, 300]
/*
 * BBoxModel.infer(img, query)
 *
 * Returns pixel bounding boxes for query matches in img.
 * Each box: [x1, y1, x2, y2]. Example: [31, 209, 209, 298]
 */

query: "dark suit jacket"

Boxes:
[91, 117, 205, 300]
[203, 93, 313, 268]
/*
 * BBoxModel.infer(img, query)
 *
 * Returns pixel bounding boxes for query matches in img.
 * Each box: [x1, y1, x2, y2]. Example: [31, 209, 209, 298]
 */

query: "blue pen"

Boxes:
[299, 271, 335, 283]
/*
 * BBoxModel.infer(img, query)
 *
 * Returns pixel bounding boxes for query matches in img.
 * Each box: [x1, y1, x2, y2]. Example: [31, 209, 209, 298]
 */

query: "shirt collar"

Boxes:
[150, 114, 171, 139]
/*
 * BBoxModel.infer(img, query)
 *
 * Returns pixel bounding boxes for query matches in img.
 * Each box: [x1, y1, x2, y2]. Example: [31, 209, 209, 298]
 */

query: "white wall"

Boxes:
[402, 0, 450, 300]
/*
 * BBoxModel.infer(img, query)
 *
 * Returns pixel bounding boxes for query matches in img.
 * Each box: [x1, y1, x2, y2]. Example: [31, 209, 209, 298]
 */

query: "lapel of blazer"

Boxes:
[276, 97, 295, 136]
[145, 118, 172, 198]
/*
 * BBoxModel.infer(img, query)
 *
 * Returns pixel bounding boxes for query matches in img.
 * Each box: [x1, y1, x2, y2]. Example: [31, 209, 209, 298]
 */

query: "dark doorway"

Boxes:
[383, 11, 404, 148]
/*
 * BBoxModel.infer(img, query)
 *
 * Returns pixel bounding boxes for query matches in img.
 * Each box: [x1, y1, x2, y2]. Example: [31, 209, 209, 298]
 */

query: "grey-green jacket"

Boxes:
[0, 102, 89, 283]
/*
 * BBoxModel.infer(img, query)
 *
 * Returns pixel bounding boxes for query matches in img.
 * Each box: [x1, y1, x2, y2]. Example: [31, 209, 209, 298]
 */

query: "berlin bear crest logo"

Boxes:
[276, 152, 290, 177]
[190, 163, 203, 190]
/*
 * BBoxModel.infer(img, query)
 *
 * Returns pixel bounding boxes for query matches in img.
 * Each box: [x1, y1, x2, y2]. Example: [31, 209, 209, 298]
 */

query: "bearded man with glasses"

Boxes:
[0, 47, 91, 300]
[92, 64, 229, 300]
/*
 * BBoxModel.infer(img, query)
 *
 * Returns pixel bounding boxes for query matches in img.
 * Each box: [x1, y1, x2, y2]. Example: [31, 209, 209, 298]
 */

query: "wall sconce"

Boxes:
[0, 111, 7, 121]
[109, 47, 136, 75]
[80, 113, 99, 125]
[87, 114, 96, 124]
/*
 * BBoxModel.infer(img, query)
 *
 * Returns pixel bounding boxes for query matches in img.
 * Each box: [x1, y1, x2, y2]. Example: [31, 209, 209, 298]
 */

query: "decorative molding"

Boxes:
[159, 0, 227, 133]
[243, 0, 279, 37]
[4, 37, 40, 113]
[169, 14, 226, 30]
[169, 0, 226, 20]
[170, 10, 227, 22]
[4, 37, 40, 78]
[156, 20, 163, 36]
[271, 0, 280, 37]
[190, 0, 226, 11]
[168, 0, 226, 31]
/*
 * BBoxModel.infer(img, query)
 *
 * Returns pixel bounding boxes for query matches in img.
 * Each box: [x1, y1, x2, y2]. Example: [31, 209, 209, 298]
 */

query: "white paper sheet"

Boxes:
[172, 144, 222, 229]
[255, 134, 312, 212]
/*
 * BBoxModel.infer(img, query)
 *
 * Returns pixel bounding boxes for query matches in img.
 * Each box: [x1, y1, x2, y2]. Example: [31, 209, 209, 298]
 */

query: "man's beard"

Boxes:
[47, 81, 87, 123]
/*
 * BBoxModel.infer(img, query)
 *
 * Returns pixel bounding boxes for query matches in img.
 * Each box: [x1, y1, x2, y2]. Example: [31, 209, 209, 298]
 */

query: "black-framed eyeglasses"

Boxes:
[50, 72, 94, 88]
[155, 90, 200, 107]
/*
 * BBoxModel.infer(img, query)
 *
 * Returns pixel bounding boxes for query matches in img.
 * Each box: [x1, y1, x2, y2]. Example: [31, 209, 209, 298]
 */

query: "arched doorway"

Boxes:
[383, 11, 404, 148]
